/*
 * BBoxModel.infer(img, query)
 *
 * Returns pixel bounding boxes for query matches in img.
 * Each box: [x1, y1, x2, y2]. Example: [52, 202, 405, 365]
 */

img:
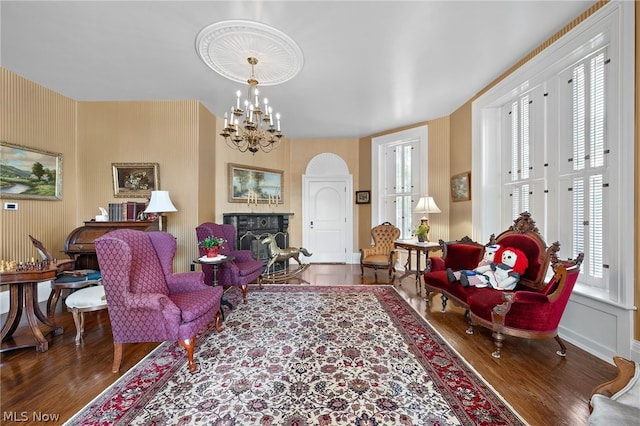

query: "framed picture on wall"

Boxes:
[228, 163, 283, 203]
[112, 162, 159, 198]
[0, 141, 63, 200]
[451, 171, 471, 202]
[355, 190, 371, 204]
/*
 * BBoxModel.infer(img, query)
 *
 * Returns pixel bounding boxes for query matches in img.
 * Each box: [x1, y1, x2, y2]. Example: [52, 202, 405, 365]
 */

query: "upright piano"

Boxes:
[64, 220, 159, 269]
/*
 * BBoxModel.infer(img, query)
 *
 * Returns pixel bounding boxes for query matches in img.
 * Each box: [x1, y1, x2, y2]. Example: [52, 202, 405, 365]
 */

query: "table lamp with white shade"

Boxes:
[414, 196, 441, 242]
[144, 190, 177, 232]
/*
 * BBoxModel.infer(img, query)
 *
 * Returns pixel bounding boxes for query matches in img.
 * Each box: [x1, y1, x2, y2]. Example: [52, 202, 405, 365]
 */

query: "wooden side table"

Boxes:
[193, 255, 235, 318]
[393, 240, 441, 293]
[1, 266, 63, 352]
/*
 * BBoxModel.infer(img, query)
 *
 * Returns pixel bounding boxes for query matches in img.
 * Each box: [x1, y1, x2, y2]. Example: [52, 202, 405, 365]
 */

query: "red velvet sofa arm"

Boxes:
[429, 257, 446, 271]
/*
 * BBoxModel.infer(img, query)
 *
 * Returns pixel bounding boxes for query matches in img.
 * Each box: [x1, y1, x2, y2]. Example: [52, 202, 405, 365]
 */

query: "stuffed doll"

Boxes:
[449, 246, 528, 290]
[446, 244, 501, 283]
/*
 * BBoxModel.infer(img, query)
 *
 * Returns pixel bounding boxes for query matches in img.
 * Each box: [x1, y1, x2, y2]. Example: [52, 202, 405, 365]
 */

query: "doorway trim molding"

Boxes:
[302, 153, 354, 263]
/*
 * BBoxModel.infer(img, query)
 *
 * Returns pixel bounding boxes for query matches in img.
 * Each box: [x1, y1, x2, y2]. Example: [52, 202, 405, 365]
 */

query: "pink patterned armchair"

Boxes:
[95, 229, 223, 373]
[196, 223, 264, 303]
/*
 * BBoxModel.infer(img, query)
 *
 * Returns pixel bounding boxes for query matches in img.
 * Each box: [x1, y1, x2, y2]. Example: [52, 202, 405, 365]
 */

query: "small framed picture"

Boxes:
[112, 162, 159, 198]
[451, 171, 471, 202]
[355, 190, 371, 204]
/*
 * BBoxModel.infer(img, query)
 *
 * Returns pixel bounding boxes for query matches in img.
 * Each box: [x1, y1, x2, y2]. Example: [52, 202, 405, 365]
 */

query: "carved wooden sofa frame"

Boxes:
[424, 212, 583, 358]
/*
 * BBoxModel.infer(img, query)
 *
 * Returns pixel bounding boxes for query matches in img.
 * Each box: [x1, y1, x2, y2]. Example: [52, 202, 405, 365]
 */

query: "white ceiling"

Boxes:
[0, 0, 595, 139]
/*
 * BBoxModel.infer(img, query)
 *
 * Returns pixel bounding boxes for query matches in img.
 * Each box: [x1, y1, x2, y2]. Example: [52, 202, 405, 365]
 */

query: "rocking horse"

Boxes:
[261, 234, 312, 283]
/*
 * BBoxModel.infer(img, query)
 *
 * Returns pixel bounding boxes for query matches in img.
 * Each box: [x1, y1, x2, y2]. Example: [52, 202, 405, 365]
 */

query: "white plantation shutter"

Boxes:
[504, 91, 535, 222]
[590, 54, 606, 169]
[572, 64, 586, 171]
[564, 49, 608, 289]
[572, 178, 585, 260]
[588, 174, 604, 279]
[511, 100, 519, 181]
[511, 185, 521, 220]
[520, 96, 530, 180]
[500, 48, 609, 291]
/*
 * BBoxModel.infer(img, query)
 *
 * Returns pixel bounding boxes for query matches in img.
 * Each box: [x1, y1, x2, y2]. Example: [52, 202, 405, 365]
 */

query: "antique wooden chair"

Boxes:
[360, 222, 401, 282]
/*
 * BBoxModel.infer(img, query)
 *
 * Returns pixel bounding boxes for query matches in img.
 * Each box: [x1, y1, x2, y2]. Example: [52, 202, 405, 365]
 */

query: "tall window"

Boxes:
[372, 126, 427, 240]
[487, 13, 622, 297]
[385, 141, 419, 239]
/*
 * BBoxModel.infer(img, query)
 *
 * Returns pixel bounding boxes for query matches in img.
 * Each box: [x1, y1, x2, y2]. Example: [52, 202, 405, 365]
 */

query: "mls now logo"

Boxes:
[3, 411, 60, 422]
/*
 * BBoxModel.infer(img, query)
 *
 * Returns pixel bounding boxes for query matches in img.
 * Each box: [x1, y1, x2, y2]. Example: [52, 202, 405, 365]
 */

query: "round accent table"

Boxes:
[193, 255, 235, 318]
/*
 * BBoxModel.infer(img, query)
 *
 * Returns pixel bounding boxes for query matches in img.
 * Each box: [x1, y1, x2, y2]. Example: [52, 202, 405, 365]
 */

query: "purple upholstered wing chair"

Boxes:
[95, 229, 223, 373]
[196, 223, 263, 303]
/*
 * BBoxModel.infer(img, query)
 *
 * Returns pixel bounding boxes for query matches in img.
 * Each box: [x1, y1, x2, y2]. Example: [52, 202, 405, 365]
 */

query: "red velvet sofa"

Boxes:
[424, 212, 583, 358]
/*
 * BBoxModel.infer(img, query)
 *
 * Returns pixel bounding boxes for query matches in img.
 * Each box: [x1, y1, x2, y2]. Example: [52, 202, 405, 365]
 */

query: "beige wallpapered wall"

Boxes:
[0, 68, 78, 265]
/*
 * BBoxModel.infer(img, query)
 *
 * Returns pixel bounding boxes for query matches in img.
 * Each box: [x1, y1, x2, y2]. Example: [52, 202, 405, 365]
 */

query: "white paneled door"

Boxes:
[305, 179, 349, 263]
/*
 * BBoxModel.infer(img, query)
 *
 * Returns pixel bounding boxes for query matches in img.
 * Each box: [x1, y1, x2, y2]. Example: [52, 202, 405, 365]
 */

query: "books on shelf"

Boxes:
[108, 202, 147, 221]
[108, 203, 122, 221]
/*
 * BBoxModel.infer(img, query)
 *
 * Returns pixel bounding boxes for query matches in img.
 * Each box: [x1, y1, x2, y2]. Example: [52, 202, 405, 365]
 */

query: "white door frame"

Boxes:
[302, 153, 353, 263]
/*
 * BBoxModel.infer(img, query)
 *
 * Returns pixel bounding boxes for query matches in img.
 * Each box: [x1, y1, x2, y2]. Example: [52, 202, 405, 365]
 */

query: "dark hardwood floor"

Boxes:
[1, 264, 616, 425]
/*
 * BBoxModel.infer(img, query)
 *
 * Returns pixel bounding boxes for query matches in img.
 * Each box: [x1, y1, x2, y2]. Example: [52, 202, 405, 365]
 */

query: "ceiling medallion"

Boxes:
[196, 20, 304, 86]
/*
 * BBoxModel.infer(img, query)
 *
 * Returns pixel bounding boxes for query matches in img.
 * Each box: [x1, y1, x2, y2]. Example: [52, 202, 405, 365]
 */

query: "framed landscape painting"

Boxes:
[112, 163, 159, 198]
[228, 163, 283, 203]
[0, 141, 63, 200]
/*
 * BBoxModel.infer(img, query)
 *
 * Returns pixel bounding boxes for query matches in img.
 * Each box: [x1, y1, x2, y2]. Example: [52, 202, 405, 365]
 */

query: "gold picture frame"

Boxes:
[228, 163, 283, 203]
[112, 162, 159, 198]
[451, 171, 471, 202]
[0, 141, 63, 200]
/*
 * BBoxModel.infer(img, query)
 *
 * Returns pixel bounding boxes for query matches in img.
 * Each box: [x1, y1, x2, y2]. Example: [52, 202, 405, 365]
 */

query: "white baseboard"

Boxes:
[0, 281, 51, 315]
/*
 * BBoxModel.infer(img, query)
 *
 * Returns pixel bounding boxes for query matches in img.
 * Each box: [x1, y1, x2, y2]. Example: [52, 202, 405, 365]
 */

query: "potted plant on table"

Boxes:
[199, 236, 226, 258]
[413, 223, 429, 243]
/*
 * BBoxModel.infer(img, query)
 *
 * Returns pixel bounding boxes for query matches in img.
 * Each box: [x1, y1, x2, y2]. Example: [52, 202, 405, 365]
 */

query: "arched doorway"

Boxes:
[302, 153, 353, 263]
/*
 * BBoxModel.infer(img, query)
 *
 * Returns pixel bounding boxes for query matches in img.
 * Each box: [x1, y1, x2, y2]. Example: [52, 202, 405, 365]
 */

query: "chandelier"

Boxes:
[220, 57, 283, 154]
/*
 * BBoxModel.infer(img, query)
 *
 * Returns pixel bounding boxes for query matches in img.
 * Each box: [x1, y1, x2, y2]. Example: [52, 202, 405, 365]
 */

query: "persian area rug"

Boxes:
[66, 285, 525, 426]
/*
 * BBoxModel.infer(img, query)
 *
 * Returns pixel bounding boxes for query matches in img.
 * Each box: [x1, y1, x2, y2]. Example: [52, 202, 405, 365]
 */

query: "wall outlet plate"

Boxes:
[4, 202, 18, 210]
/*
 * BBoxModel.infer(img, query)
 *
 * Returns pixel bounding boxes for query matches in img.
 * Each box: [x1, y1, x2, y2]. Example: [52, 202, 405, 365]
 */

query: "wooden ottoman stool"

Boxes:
[65, 285, 108, 345]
